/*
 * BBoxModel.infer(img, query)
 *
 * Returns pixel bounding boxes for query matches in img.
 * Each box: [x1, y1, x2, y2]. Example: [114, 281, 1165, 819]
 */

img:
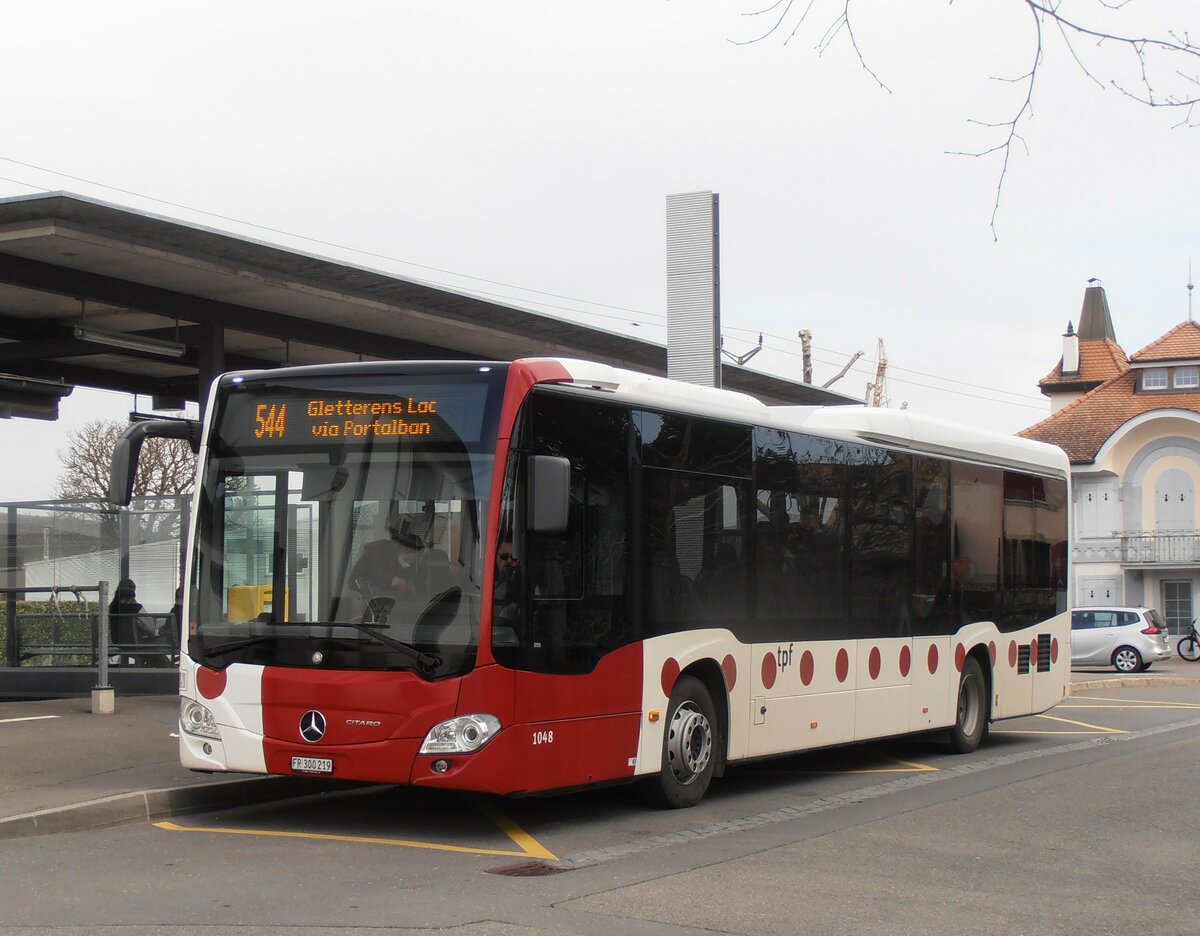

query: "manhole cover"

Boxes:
[487, 860, 570, 877]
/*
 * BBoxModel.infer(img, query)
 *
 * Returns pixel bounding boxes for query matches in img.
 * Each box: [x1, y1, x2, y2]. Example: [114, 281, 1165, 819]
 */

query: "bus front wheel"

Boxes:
[948, 656, 988, 754]
[645, 675, 718, 808]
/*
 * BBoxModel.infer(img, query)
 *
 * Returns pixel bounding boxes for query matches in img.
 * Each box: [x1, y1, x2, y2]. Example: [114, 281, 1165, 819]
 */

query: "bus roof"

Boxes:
[536, 358, 1069, 479]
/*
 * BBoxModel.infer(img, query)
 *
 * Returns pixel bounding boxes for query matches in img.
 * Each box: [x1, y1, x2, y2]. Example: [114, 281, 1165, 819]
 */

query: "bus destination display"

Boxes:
[217, 378, 494, 449]
[255, 396, 441, 441]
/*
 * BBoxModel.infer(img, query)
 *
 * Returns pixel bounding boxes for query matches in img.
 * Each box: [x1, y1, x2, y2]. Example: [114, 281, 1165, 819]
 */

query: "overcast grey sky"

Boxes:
[1, 1, 1197, 500]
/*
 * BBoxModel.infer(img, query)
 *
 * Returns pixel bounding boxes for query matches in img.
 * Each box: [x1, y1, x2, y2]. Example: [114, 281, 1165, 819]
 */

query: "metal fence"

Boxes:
[1, 496, 187, 669]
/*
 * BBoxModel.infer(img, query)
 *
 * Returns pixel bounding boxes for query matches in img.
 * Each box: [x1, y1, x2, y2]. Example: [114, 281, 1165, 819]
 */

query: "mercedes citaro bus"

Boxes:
[111, 358, 1070, 807]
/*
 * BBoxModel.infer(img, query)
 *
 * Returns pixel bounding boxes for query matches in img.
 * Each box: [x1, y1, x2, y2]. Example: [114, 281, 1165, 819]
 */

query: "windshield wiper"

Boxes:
[204, 634, 277, 657]
[321, 621, 441, 676]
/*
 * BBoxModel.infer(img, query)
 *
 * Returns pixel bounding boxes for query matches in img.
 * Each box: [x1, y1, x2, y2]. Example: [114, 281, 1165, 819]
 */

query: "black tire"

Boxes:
[644, 675, 718, 809]
[1112, 646, 1142, 673]
[948, 656, 988, 754]
[1178, 635, 1200, 663]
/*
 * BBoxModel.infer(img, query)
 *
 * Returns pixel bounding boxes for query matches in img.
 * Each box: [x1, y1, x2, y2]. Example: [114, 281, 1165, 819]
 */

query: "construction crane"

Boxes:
[865, 338, 889, 408]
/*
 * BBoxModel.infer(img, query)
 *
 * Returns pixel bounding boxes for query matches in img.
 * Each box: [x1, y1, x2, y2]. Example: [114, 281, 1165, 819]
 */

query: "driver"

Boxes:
[351, 514, 419, 599]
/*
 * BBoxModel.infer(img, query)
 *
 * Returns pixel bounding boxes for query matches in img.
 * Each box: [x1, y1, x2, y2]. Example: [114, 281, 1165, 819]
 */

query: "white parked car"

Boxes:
[1070, 607, 1174, 673]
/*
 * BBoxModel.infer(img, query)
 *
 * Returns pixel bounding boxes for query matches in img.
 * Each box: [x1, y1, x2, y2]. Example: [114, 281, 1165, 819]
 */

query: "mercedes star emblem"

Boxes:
[299, 710, 327, 743]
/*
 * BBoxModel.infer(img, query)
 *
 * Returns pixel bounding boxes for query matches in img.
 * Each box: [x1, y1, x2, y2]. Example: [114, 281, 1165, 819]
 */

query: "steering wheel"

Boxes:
[363, 595, 396, 626]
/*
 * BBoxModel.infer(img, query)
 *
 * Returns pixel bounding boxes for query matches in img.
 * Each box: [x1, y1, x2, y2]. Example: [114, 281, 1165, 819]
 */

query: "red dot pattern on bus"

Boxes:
[722, 654, 737, 692]
[750, 636, 1061, 688]
[761, 651, 777, 689]
[196, 666, 227, 700]
[800, 650, 814, 686]
[1030, 637, 1038, 663]
[661, 657, 680, 698]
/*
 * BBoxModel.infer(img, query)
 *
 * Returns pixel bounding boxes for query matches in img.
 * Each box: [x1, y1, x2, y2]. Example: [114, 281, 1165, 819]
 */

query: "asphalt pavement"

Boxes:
[1, 662, 1197, 842]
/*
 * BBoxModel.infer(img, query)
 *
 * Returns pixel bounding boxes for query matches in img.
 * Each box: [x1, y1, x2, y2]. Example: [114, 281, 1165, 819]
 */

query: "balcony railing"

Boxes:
[1120, 531, 1200, 565]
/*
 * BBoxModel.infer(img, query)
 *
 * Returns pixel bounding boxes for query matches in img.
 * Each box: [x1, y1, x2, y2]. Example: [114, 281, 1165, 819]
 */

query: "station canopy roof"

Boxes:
[0, 191, 849, 417]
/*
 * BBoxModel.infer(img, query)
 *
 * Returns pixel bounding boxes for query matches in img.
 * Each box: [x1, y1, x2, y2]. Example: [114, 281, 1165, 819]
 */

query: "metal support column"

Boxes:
[5, 505, 16, 667]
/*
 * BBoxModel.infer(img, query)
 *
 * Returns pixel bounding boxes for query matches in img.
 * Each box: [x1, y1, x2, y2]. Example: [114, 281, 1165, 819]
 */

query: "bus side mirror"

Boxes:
[527, 455, 570, 533]
[109, 418, 201, 507]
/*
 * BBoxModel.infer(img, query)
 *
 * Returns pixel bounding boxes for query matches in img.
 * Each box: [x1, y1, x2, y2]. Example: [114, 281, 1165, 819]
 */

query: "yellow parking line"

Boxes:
[994, 712, 1129, 736]
[992, 729, 1115, 735]
[880, 755, 939, 773]
[759, 754, 938, 776]
[154, 820, 538, 856]
[156, 797, 557, 861]
[467, 796, 557, 860]
[1035, 713, 1126, 733]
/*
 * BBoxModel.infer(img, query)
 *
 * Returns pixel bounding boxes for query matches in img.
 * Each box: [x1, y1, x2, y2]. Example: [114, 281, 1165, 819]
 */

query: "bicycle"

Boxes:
[1178, 620, 1200, 663]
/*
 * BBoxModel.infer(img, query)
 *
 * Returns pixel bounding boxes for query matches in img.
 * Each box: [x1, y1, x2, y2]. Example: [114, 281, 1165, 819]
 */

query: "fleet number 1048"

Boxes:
[532, 730, 555, 745]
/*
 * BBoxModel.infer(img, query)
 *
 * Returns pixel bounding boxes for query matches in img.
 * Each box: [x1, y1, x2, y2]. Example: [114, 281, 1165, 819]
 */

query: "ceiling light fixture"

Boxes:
[73, 325, 186, 359]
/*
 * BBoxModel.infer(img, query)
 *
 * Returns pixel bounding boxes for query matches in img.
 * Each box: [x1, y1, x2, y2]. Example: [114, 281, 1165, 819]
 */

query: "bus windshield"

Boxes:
[188, 365, 506, 678]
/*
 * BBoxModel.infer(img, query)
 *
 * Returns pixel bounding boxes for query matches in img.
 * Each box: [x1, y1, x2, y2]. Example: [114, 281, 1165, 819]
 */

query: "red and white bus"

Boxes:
[114, 357, 1071, 807]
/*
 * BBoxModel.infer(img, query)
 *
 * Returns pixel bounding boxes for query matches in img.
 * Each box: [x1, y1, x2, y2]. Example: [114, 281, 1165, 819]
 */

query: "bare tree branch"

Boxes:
[736, 0, 1199, 237]
[945, 2, 1043, 241]
[54, 419, 194, 501]
[55, 419, 196, 539]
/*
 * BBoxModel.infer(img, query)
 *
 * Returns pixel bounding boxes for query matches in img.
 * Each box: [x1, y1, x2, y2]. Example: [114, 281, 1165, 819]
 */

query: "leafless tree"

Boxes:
[54, 419, 195, 542]
[54, 419, 195, 502]
[737, 1, 1199, 238]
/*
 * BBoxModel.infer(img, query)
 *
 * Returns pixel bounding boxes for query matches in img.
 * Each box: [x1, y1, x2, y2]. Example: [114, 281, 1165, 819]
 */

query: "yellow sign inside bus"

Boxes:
[228, 584, 289, 622]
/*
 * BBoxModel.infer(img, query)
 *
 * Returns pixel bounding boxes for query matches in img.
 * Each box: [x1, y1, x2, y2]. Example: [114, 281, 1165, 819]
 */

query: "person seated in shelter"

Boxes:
[108, 577, 167, 666]
[165, 586, 183, 657]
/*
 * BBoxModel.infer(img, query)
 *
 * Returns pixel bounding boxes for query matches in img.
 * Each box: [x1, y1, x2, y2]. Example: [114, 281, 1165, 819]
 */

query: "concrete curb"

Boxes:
[0, 775, 345, 842]
[1071, 676, 1200, 691]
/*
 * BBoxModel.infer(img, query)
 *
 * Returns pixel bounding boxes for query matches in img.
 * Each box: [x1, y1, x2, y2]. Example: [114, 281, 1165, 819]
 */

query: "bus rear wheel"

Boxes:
[948, 656, 988, 754]
[644, 675, 718, 808]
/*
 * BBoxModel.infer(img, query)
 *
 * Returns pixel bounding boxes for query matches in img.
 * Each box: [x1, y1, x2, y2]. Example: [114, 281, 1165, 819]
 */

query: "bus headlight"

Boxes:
[180, 699, 221, 740]
[419, 714, 501, 754]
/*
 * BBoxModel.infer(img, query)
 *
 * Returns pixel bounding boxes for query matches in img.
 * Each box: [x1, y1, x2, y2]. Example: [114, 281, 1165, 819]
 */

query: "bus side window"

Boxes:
[752, 429, 849, 643]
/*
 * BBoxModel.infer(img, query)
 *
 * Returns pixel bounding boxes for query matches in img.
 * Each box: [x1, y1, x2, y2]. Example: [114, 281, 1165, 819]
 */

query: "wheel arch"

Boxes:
[967, 643, 994, 723]
[679, 658, 729, 777]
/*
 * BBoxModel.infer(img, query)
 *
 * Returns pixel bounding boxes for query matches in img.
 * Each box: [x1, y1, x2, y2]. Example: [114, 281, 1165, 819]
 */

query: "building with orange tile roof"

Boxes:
[1020, 283, 1200, 638]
